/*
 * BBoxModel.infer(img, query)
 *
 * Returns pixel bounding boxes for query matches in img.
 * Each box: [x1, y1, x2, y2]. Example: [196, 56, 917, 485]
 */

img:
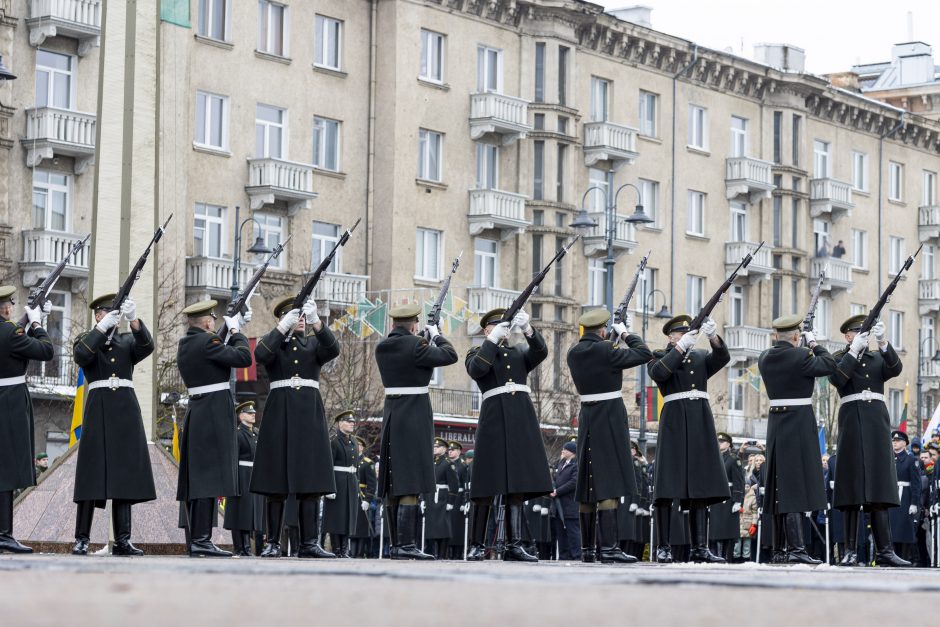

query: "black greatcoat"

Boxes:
[708, 450, 746, 540]
[0, 319, 53, 492]
[757, 340, 835, 515]
[351, 457, 377, 540]
[72, 323, 157, 505]
[567, 332, 652, 503]
[466, 329, 553, 499]
[647, 338, 731, 506]
[424, 454, 458, 540]
[250, 326, 340, 497]
[375, 327, 458, 498]
[176, 327, 252, 501]
[448, 458, 469, 548]
[224, 423, 264, 532]
[322, 432, 359, 535]
[889, 449, 921, 544]
[830, 344, 903, 509]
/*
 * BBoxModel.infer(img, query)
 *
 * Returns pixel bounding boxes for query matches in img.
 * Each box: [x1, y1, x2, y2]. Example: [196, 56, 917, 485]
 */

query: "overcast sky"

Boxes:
[596, 0, 940, 75]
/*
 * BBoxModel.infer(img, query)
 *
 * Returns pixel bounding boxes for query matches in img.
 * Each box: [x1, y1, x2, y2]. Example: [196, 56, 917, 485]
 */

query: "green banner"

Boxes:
[161, 0, 191, 28]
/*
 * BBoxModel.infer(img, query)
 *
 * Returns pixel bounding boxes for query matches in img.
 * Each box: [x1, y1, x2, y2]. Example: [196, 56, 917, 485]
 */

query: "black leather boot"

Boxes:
[385, 502, 400, 559]
[239, 531, 252, 557]
[689, 506, 725, 563]
[654, 502, 673, 563]
[331, 534, 350, 558]
[466, 502, 489, 561]
[0, 491, 32, 554]
[579, 509, 597, 563]
[839, 508, 859, 567]
[598, 508, 637, 564]
[871, 509, 911, 567]
[72, 500, 94, 555]
[189, 499, 232, 558]
[260, 499, 284, 557]
[297, 499, 334, 558]
[394, 504, 434, 560]
[112, 501, 144, 556]
[504, 503, 538, 562]
[784, 513, 821, 565]
[771, 515, 786, 564]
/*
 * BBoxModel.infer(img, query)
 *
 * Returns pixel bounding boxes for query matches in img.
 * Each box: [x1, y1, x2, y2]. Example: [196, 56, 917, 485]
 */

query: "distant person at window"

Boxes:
[832, 240, 846, 258]
[816, 237, 831, 258]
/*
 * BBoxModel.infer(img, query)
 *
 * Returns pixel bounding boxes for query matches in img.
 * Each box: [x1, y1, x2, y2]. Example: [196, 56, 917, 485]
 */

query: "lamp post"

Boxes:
[637, 289, 671, 458]
[917, 330, 940, 439]
[0, 56, 16, 81]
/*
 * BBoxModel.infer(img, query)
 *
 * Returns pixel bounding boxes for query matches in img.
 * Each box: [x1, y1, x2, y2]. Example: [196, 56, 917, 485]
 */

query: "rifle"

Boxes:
[501, 235, 581, 324]
[801, 269, 825, 346]
[18, 233, 90, 326]
[105, 214, 173, 345]
[215, 235, 291, 341]
[284, 217, 361, 342]
[859, 242, 923, 334]
[425, 251, 462, 339]
[689, 241, 764, 332]
[613, 250, 651, 331]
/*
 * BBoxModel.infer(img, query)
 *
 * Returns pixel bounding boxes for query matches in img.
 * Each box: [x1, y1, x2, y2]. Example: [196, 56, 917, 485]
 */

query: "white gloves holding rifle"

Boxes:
[849, 331, 870, 359]
[512, 309, 532, 335]
[872, 320, 888, 349]
[121, 297, 137, 322]
[676, 329, 699, 353]
[96, 310, 120, 332]
[277, 308, 301, 334]
[612, 321, 629, 340]
[302, 298, 320, 326]
[701, 317, 718, 339]
[425, 324, 440, 341]
[486, 321, 511, 345]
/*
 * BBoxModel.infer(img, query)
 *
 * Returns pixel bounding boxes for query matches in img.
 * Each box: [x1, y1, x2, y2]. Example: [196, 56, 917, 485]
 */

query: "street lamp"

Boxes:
[230, 205, 273, 305]
[917, 331, 940, 439]
[637, 289, 671, 458]
[0, 56, 16, 81]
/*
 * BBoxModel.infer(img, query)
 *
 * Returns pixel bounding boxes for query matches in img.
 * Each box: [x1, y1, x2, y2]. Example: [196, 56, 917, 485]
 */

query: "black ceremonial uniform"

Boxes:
[448, 456, 469, 558]
[889, 448, 921, 545]
[351, 455, 377, 557]
[708, 450, 746, 552]
[424, 453, 458, 558]
[322, 431, 359, 556]
[223, 423, 264, 544]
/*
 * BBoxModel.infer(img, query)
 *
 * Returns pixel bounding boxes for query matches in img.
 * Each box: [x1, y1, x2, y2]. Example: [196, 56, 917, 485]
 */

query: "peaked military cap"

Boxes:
[717, 432, 733, 444]
[891, 430, 909, 445]
[235, 400, 256, 414]
[662, 314, 692, 336]
[182, 299, 218, 317]
[355, 436, 366, 447]
[0, 285, 16, 302]
[89, 293, 117, 311]
[390, 303, 421, 321]
[334, 409, 355, 423]
[839, 314, 867, 334]
[479, 308, 506, 330]
[447, 440, 463, 451]
[274, 297, 296, 318]
[579, 308, 611, 329]
[772, 314, 803, 333]
[433, 437, 447, 448]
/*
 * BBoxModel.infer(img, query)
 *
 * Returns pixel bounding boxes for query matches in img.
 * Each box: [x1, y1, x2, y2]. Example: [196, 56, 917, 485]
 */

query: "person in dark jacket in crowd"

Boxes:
[551, 441, 580, 560]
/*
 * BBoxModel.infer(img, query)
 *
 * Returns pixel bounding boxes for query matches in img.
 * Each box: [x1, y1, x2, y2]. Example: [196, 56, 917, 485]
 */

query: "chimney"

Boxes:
[754, 43, 806, 73]
[607, 5, 652, 29]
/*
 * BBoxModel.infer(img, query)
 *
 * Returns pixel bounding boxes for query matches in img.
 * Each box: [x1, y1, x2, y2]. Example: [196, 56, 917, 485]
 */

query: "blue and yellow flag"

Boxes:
[69, 368, 87, 447]
[171, 414, 181, 462]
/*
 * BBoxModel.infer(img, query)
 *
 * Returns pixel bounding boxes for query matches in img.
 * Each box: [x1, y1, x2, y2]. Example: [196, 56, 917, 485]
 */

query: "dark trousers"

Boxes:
[553, 516, 581, 560]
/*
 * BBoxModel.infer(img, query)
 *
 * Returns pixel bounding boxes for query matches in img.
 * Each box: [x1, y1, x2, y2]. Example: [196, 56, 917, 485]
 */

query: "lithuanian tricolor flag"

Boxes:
[69, 368, 87, 447]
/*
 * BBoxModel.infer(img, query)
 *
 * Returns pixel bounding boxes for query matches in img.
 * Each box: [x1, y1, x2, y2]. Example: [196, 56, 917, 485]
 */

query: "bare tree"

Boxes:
[319, 328, 385, 451]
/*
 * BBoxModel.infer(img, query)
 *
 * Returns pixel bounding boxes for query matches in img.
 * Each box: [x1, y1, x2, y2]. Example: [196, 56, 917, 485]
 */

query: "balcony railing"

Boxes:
[810, 178, 854, 220]
[469, 92, 531, 144]
[725, 157, 775, 202]
[723, 325, 772, 360]
[725, 240, 772, 280]
[309, 271, 368, 307]
[581, 212, 638, 257]
[810, 256, 854, 292]
[185, 256, 253, 298]
[246, 157, 317, 214]
[582, 121, 639, 168]
[27, 349, 78, 398]
[430, 388, 480, 418]
[468, 189, 530, 236]
[820, 339, 847, 355]
[922, 359, 940, 390]
[22, 107, 96, 173]
[920, 279, 940, 315]
[713, 414, 768, 440]
[467, 286, 521, 314]
[27, 0, 101, 56]
[919, 205, 940, 244]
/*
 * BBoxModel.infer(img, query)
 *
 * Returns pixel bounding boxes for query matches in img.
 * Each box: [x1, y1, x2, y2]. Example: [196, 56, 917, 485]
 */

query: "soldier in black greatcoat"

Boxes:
[889, 431, 921, 562]
[375, 303, 458, 560]
[647, 314, 730, 564]
[707, 433, 746, 562]
[223, 401, 264, 556]
[0, 286, 53, 554]
[446, 441, 470, 559]
[176, 299, 252, 557]
[72, 294, 157, 556]
[466, 308, 553, 562]
[350, 437, 377, 558]
[423, 438, 458, 558]
[829, 314, 910, 567]
[322, 411, 360, 557]
[757, 314, 835, 565]
[567, 308, 652, 563]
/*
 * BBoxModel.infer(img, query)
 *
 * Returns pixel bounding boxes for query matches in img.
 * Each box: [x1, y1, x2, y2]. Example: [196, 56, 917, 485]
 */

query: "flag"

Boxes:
[818, 424, 827, 455]
[235, 337, 257, 382]
[69, 368, 87, 447]
[899, 382, 909, 433]
[645, 386, 663, 422]
[171, 413, 181, 462]
[925, 403, 940, 441]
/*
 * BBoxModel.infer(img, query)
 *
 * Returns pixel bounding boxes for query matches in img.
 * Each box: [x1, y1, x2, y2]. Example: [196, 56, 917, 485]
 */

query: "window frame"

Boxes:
[813, 139, 831, 179]
[851, 228, 867, 270]
[197, 0, 231, 42]
[195, 90, 230, 151]
[420, 29, 445, 84]
[415, 227, 443, 281]
[193, 202, 226, 259]
[686, 275, 705, 313]
[314, 14, 343, 70]
[32, 170, 70, 232]
[312, 116, 341, 172]
[311, 221, 341, 273]
[590, 76, 610, 123]
[889, 161, 904, 202]
[255, 103, 286, 159]
[258, 0, 289, 58]
[476, 45, 503, 94]
[254, 211, 285, 268]
[35, 49, 75, 110]
[687, 190, 705, 236]
[730, 115, 748, 158]
[688, 104, 708, 150]
[639, 90, 658, 137]
[417, 128, 443, 183]
[473, 237, 499, 289]
[852, 150, 868, 192]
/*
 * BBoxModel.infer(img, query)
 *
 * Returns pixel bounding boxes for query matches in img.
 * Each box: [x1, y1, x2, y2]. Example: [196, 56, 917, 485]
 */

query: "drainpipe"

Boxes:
[670, 45, 698, 312]
[365, 0, 378, 282]
[877, 114, 905, 292]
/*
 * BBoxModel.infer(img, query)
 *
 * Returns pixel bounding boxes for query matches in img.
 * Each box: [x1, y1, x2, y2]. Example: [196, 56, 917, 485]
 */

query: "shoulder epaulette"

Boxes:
[363, 457, 372, 463]
[652, 349, 667, 358]
[466, 346, 480, 357]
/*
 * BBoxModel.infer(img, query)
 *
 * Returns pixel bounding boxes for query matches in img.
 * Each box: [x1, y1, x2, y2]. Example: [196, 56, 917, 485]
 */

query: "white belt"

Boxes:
[768, 397, 813, 407]
[187, 381, 230, 396]
[384, 386, 429, 396]
[482, 383, 531, 400]
[87, 377, 134, 391]
[727, 482, 733, 487]
[270, 376, 319, 390]
[899, 480, 910, 501]
[841, 391, 885, 404]
[579, 390, 622, 403]
[435, 483, 449, 490]
[333, 465, 356, 474]
[238, 461, 254, 467]
[0, 375, 26, 387]
[662, 390, 709, 403]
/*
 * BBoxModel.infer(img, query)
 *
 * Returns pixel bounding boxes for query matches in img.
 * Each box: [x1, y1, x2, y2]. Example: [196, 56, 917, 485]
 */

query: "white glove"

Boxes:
[909, 505, 918, 515]
[236, 305, 252, 329]
[95, 310, 120, 332]
[701, 317, 717, 339]
[532, 505, 542, 513]
[486, 321, 511, 344]
[361, 500, 370, 512]
[25, 305, 43, 326]
[622, 312, 633, 332]
[121, 297, 137, 322]
[612, 321, 629, 339]
[541, 508, 549, 516]
[462, 503, 471, 514]
[732, 502, 742, 513]
[641, 509, 651, 517]
[872, 320, 886, 343]
[276, 308, 301, 334]
[932, 503, 939, 516]
[419, 501, 426, 514]
[629, 503, 638, 512]
[222, 315, 241, 333]
[425, 324, 440, 341]
[802, 330, 816, 346]
[804, 511, 812, 518]
[302, 299, 320, 325]
[675, 330, 699, 352]
[849, 331, 870, 357]
[41, 301, 52, 315]
[511, 309, 531, 334]
[325, 493, 336, 500]
[446, 504, 454, 511]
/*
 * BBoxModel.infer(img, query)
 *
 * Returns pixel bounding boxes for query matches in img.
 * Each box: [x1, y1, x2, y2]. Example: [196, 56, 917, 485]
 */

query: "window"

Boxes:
[688, 105, 708, 149]
[35, 50, 73, 109]
[475, 143, 498, 190]
[420, 29, 445, 83]
[312, 116, 340, 171]
[587, 258, 605, 306]
[556, 144, 566, 203]
[852, 151, 868, 192]
[533, 141, 544, 200]
[533, 113, 545, 131]
[636, 267, 657, 313]
[195, 91, 229, 150]
[924, 244, 936, 281]
[473, 238, 498, 288]
[791, 278, 799, 315]
[417, 129, 442, 182]
[532, 210, 544, 226]
[851, 303, 867, 316]
[193, 203, 225, 258]
[851, 229, 867, 269]
[687, 190, 705, 236]
[729, 284, 744, 326]
[791, 183, 801, 248]
[817, 296, 831, 339]
[557, 116, 568, 134]
[197, 0, 230, 41]
[415, 228, 442, 280]
[639, 91, 658, 137]
[730, 116, 747, 157]
[772, 111, 782, 163]
[889, 162, 904, 201]
[311, 221, 340, 272]
[638, 179, 660, 228]
[771, 277, 781, 319]
[32, 170, 69, 231]
[255, 104, 285, 158]
[44, 290, 70, 376]
[728, 368, 744, 414]
[924, 170, 937, 206]
[813, 219, 830, 257]
[531, 233, 543, 275]
[554, 236, 565, 297]
[255, 212, 284, 268]
[534, 42, 545, 102]
[889, 236, 904, 275]
[557, 46, 568, 105]
[686, 275, 705, 313]
[889, 310, 904, 349]
[588, 168, 610, 212]
[889, 389, 904, 426]
[590, 77, 609, 122]
[314, 14, 342, 70]
[730, 201, 747, 241]
[772, 194, 782, 247]
[813, 140, 830, 178]
[792, 114, 801, 166]
[923, 316, 935, 346]
[258, 0, 287, 57]
[429, 368, 442, 387]
[477, 45, 502, 93]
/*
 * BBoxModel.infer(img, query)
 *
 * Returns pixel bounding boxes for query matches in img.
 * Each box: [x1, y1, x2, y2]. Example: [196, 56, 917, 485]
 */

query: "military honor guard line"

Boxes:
[0, 224, 927, 569]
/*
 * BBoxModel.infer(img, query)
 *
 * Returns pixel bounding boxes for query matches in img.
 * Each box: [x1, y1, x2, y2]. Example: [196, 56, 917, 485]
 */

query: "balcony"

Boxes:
[920, 279, 940, 315]
[810, 178, 854, 221]
[582, 121, 639, 170]
[725, 241, 772, 282]
[469, 93, 531, 145]
[309, 271, 368, 307]
[27, 0, 101, 56]
[820, 339, 847, 355]
[245, 157, 317, 215]
[185, 257, 253, 300]
[27, 349, 78, 399]
[468, 189, 530, 238]
[723, 325, 772, 362]
[919, 206, 940, 244]
[430, 388, 480, 419]
[467, 286, 521, 315]
[922, 358, 940, 391]
[20, 229, 90, 288]
[712, 414, 768, 440]
[810, 256, 854, 293]
[22, 107, 96, 174]
[725, 157, 775, 203]
[580, 212, 638, 257]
